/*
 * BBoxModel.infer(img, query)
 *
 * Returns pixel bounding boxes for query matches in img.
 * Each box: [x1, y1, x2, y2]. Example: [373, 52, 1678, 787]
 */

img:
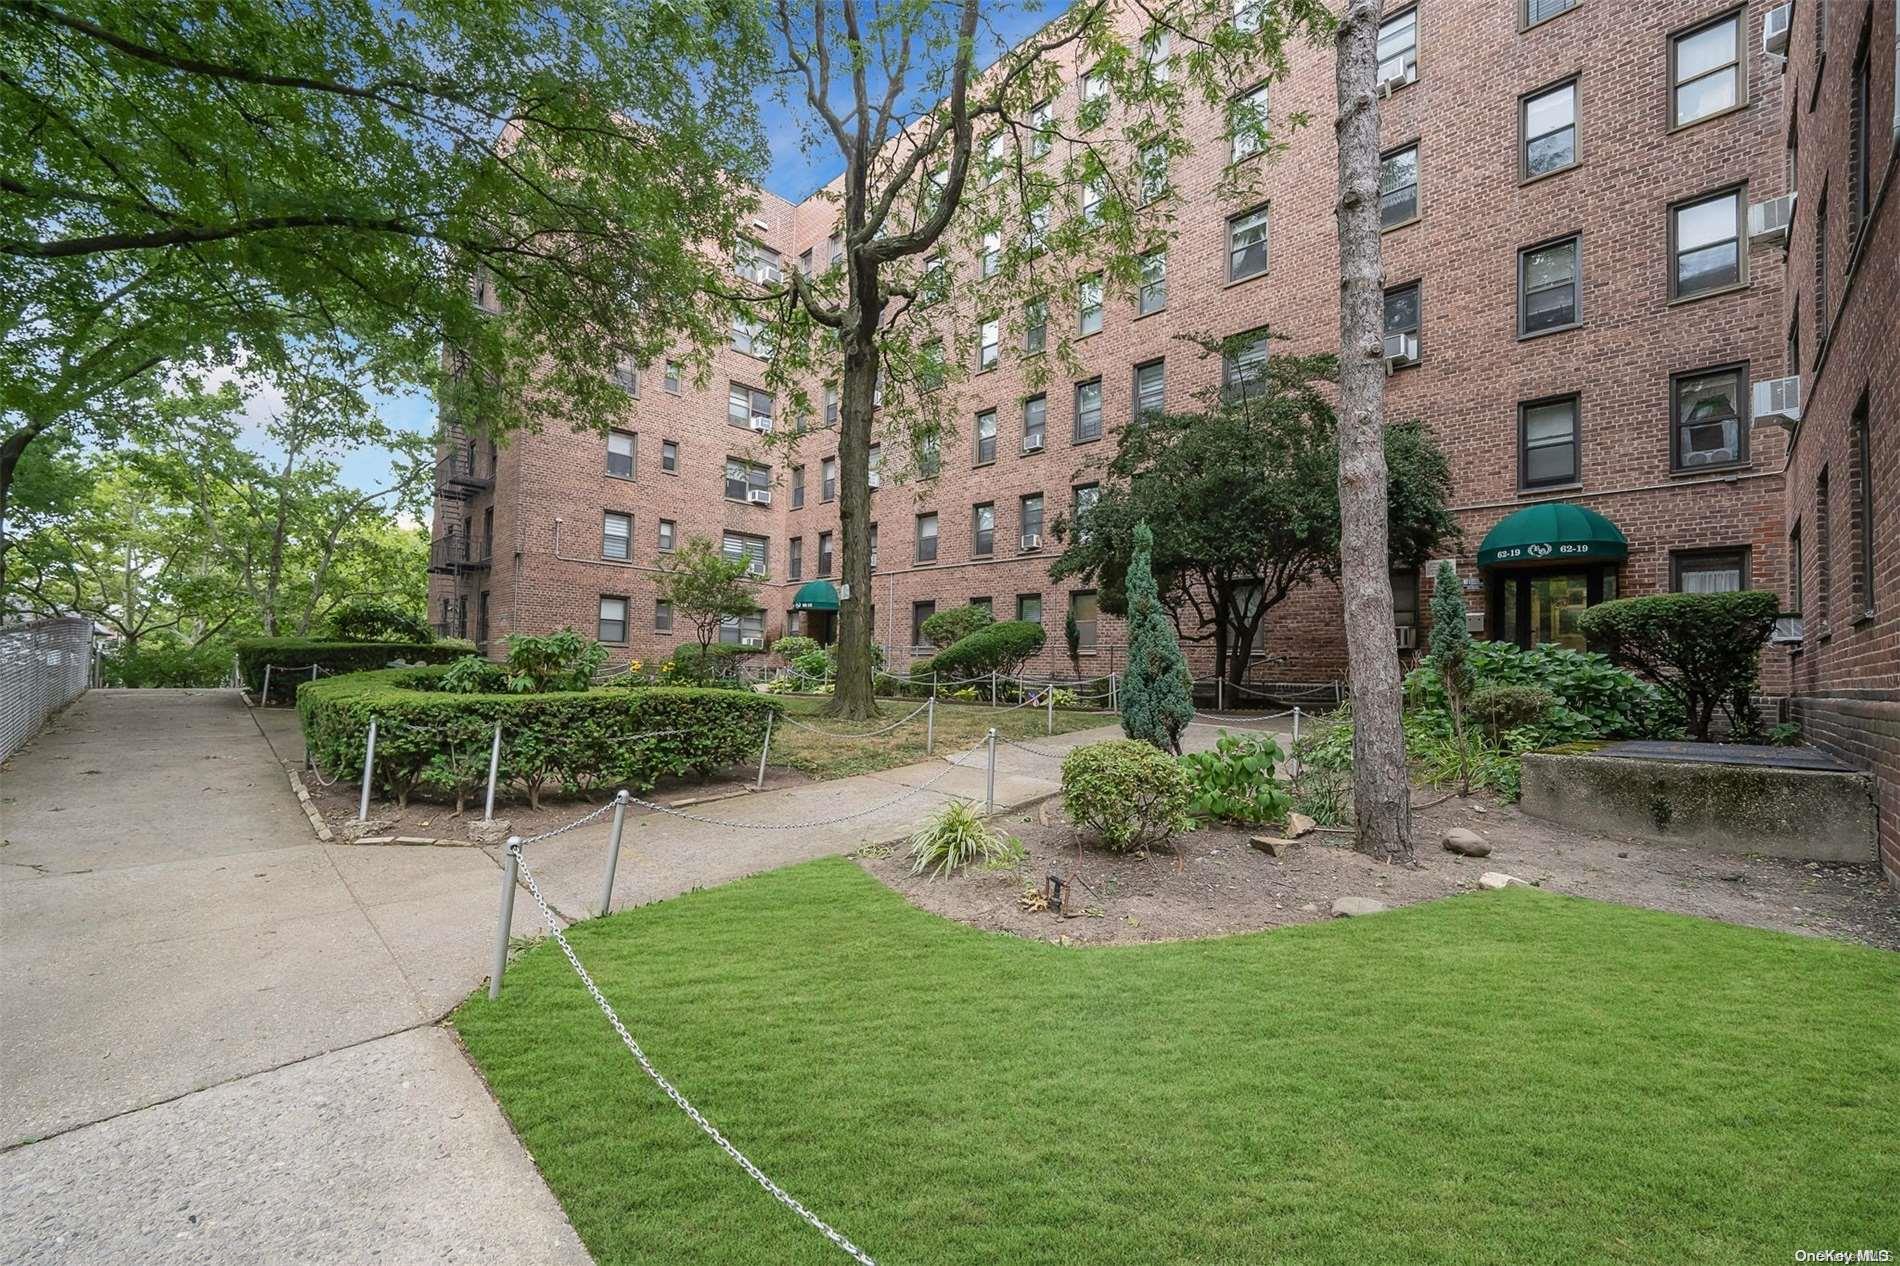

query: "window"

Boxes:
[799, 248, 813, 276]
[1074, 483, 1101, 542]
[1025, 201, 1050, 254]
[921, 253, 947, 304]
[1234, 0, 1266, 34]
[1523, 0, 1577, 26]
[737, 240, 781, 284]
[788, 536, 803, 581]
[660, 440, 678, 474]
[602, 512, 631, 561]
[824, 384, 839, 427]
[1077, 274, 1103, 335]
[1134, 360, 1165, 418]
[1380, 144, 1419, 227]
[1384, 283, 1421, 363]
[1080, 68, 1108, 127]
[1142, 28, 1171, 81]
[973, 503, 995, 555]
[1023, 395, 1047, 452]
[818, 531, 834, 577]
[725, 458, 769, 502]
[980, 229, 1002, 277]
[1672, 548, 1749, 592]
[1139, 141, 1169, 203]
[607, 430, 635, 478]
[1377, 8, 1418, 85]
[1081, 173, 1107, 226]
[598, 596, 629, 643]
[1137, 249, 1167, 314]
[655, 599, 673, 632]
[1070, 591, 1100, 652]
[1522, 79, 1578, 179]
[821, 456, 837, 502]
[1671, 11, 1741, 128]
[918, 433, 941, 478]
[1789, 521, 1803, 615]
[828, 233, 843, 266]
[1230, 83, 1270, 162]
[911, 601, 937, 650]
[664, 360, 682, 393]
[1817, 468, 1832, 625]
[975, 409, 998, 464]
[919, 340, 945, 392]
[612, 351, 639, 393]
[1852, 395, 1874, 617]
[727, 383, 773, 430]
[915, 513, 938, 563]
[723, 531, 769, 578]
[1520, 395, 1580, 488]
[1393, 569, 1419, 645]
[1074, 379, 1103, 442]
[1850, 40, 1872, 238]
[790, 465, 805, 509]
[978, 318, 1000, 371]
[1029, 100, 1053, 158]
[869, 522, 879, 572]
[1672, 188, 1744, 298]
[1222, 329, 1270, 398]
[1673, 365, 1747, 470]
[1519, 235, 1582, 335]
[1228, 205, 1269, 280]
[1017, 593, 1043, 624]
[719, 610, 765, 647]
[1020, 494, 1045, 546]
[1024, 299, 1047, 354]
[1815, 188, 1830, 344]
[731, 312, 772, 357]
[658, 519, 676, 552]
[984, 130, 1007, 185]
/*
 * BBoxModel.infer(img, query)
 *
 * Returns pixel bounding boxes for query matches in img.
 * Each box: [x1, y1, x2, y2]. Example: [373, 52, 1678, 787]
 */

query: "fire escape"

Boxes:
[428, 429, 494, 641]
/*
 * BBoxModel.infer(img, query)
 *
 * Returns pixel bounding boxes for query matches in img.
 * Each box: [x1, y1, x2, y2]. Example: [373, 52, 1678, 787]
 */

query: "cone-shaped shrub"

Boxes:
[1118, 521, 1194, 753]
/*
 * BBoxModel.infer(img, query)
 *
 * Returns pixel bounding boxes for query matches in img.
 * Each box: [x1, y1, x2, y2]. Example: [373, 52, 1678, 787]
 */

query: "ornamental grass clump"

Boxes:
[907, 801, 1021, 877]
[1061, 739, 1195, 852]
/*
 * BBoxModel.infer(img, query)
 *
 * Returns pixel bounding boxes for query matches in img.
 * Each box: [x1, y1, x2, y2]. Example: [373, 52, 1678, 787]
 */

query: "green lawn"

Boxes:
[769, 695, 1110, 780]
[455, 862, 1899, 1265]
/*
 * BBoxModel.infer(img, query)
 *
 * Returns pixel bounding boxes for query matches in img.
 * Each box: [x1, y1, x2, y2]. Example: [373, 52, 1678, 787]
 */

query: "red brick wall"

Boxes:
[1778, 0, 1899, 882]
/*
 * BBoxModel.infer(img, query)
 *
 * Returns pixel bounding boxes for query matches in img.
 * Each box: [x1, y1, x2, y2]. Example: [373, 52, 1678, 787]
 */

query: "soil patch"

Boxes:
[859, 792, 1900, 952]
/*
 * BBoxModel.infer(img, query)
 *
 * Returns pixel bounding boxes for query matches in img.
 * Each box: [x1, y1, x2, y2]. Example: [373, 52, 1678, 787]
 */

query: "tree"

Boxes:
[1049, 348, 1457, 689]
[746, 0, 1331, 718]
[1427, 561, 1473, 794]
[1120, 523, 1194, 755]
[1332, 0, 1410, 862]
[1, 0, 772, 559]
[656, 537, 761, 654]
[1578, 591, 1779, 742]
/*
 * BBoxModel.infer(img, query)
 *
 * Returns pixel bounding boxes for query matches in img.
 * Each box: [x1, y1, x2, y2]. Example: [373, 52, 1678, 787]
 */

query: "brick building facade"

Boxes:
[1776, 0, 1899, 881]
[433, 0, 1818, 702]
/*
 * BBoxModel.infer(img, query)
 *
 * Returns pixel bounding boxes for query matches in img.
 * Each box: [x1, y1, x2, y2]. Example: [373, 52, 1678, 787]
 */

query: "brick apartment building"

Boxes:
[433, 0, 1835, 702]
[1776, 0, 1899, 881]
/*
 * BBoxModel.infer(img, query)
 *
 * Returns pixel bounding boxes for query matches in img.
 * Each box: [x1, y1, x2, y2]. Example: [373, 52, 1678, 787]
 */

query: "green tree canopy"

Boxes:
[656, 536, 762, 653]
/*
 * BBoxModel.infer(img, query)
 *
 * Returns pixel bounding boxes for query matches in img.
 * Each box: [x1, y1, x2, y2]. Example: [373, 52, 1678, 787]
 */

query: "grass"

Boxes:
[455, 862, 1900, 1265]
[769, 694, 1109, 779]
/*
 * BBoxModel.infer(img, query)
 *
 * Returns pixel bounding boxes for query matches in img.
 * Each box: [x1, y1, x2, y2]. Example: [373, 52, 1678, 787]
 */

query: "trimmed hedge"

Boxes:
[1578, 590, 1779, 741]
[919, 603, 995, 650]
[238, 637, 474, 701]
[1060, 739, 1194, 852]
[914, 620, 1046, 681]
[298, 666, 780, 809]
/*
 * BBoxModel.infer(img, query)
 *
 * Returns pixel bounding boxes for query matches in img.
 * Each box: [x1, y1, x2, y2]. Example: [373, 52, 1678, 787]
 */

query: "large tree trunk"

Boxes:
[827, 329, 879, 720]
[1333, 0, 1412, 863]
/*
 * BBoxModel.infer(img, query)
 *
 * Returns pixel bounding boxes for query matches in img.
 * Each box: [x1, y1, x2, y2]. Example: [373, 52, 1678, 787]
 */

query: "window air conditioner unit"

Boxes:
[868, 471, 881, 488]
[1023, 434, 1044, 454]
[749, 416, 772, 433]
[1395, 625, 1417, 650]
[746, 563, 767, 578]
[1752, 375, 1802, 427]
[1769, 614, 1803, 644]
[1376, 58, 1415, 96]
[1383, 331, 1418, 369]
[1762, 3, 1791, 57]
[748, 488, 773, 505]
[1748, 192, 1795, 243]
[741, 635, 764, 648]
[1465, 610, 1485, 635]
[1020, 533, 1043, 551]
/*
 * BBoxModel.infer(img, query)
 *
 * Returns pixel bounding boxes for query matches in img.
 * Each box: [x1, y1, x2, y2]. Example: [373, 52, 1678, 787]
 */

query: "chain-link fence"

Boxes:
[0, 617, 94, 762]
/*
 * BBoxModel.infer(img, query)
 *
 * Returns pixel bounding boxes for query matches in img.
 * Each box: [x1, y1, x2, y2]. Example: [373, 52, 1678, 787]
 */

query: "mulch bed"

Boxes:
[859, 792, 1900, 952]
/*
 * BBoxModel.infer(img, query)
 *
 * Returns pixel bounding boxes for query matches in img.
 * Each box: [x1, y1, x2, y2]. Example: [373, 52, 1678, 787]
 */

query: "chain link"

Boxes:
[776, 698, 931, 739]
[622, 754, 977, 830]
[515, 799, 620, 845]
[510, 847, 878, 1265]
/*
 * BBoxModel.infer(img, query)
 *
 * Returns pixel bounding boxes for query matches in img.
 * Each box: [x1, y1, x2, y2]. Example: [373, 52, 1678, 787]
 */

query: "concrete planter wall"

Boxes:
[1520, 752, 1877, 865]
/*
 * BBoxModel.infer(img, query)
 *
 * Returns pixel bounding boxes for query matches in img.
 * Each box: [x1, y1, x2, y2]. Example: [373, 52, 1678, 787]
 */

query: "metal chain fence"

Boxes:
[0, 617, 93, 762]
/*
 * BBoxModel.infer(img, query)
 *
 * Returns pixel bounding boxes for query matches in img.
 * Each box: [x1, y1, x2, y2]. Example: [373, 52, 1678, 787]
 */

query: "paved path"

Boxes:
[0, 690, 589, 1264]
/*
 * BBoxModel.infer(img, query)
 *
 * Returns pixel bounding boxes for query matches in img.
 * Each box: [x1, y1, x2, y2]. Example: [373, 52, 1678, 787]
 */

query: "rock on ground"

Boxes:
[1442, 827, 1491, 857]
[1331, 896, 1389, 917]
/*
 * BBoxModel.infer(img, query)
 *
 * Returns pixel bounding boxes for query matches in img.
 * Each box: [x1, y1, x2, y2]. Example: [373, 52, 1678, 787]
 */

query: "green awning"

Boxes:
[790, 580, 839, 612]
[1478, 503, 1629, 569]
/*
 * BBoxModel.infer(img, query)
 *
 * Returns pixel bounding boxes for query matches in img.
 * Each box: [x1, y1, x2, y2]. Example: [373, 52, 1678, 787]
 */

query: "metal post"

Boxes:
[926, 694, 935, 755]
[483, 722, 503, 822]
[1292, 705, 1302, 749]
[231, 653, 240, 689]
[754, 711, 774, 790]
[1046, 686, 1054, 735]
[1217, 676, 1225, 713]
[261, 664, 273, 707]
[990, 669, 997, 708]
[985, 727, 997, 812]
[597, 791, 629, 917]
[357, 718, 378, 822]
[1110, 672, 1118, 712]
[489, 841, 521, 1000]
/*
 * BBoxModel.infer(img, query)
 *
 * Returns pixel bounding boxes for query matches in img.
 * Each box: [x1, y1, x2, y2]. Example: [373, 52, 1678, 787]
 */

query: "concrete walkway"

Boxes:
[0, 690, 589, 1264]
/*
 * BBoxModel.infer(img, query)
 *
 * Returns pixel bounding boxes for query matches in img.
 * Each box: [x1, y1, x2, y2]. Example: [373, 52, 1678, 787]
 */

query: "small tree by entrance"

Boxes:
[657, 536, 760, 653]
[1427, 561, 1473, 793]
[1120, 522, 1194, 755]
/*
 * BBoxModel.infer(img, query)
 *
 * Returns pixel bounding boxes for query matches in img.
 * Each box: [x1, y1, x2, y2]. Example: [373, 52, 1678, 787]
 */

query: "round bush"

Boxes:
[1060, 739, 1194, 852]
[919, 603, 995, 650]
[773, 635, 821, 664]
[915, 620, 1046, 682]
[1467, 684, 1557, 735]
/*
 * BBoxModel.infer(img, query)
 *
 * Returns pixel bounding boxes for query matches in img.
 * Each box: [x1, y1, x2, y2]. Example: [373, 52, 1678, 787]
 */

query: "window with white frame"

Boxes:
[1080, 68, 1108, 126]
[1228, 205, 1268, 280]
[1077, 274, 1103, 335]
[1075, 378, 1103, 441]
[1024, 299, 1047, 354]
[1139, 142, 1169, 203]
[1029, 100, 1053, 158]
[1025, 201, 1050, 253]
[602, 511, 631, 560]
[978, 318, 1000, 370]
[981, 228, 1002, 277]
[1134, 360, 1165, 418]
[1142, 28, 1171, 81]
[731, 312, 771, 357]
[1230, 83, 1270, 161]
[612, 351, 638, 393]
[975, 409, 997, 463]
[736, 240, 781, 284]
[1024, 395, 1047, 450]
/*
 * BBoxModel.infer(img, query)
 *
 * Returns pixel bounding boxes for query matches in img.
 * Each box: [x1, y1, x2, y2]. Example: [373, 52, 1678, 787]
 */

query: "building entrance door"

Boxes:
[1492, 567, 1616, 650]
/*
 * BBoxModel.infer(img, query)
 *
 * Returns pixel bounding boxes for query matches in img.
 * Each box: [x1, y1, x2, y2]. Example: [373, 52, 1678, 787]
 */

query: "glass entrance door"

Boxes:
[1493, 568, 1614, 650]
